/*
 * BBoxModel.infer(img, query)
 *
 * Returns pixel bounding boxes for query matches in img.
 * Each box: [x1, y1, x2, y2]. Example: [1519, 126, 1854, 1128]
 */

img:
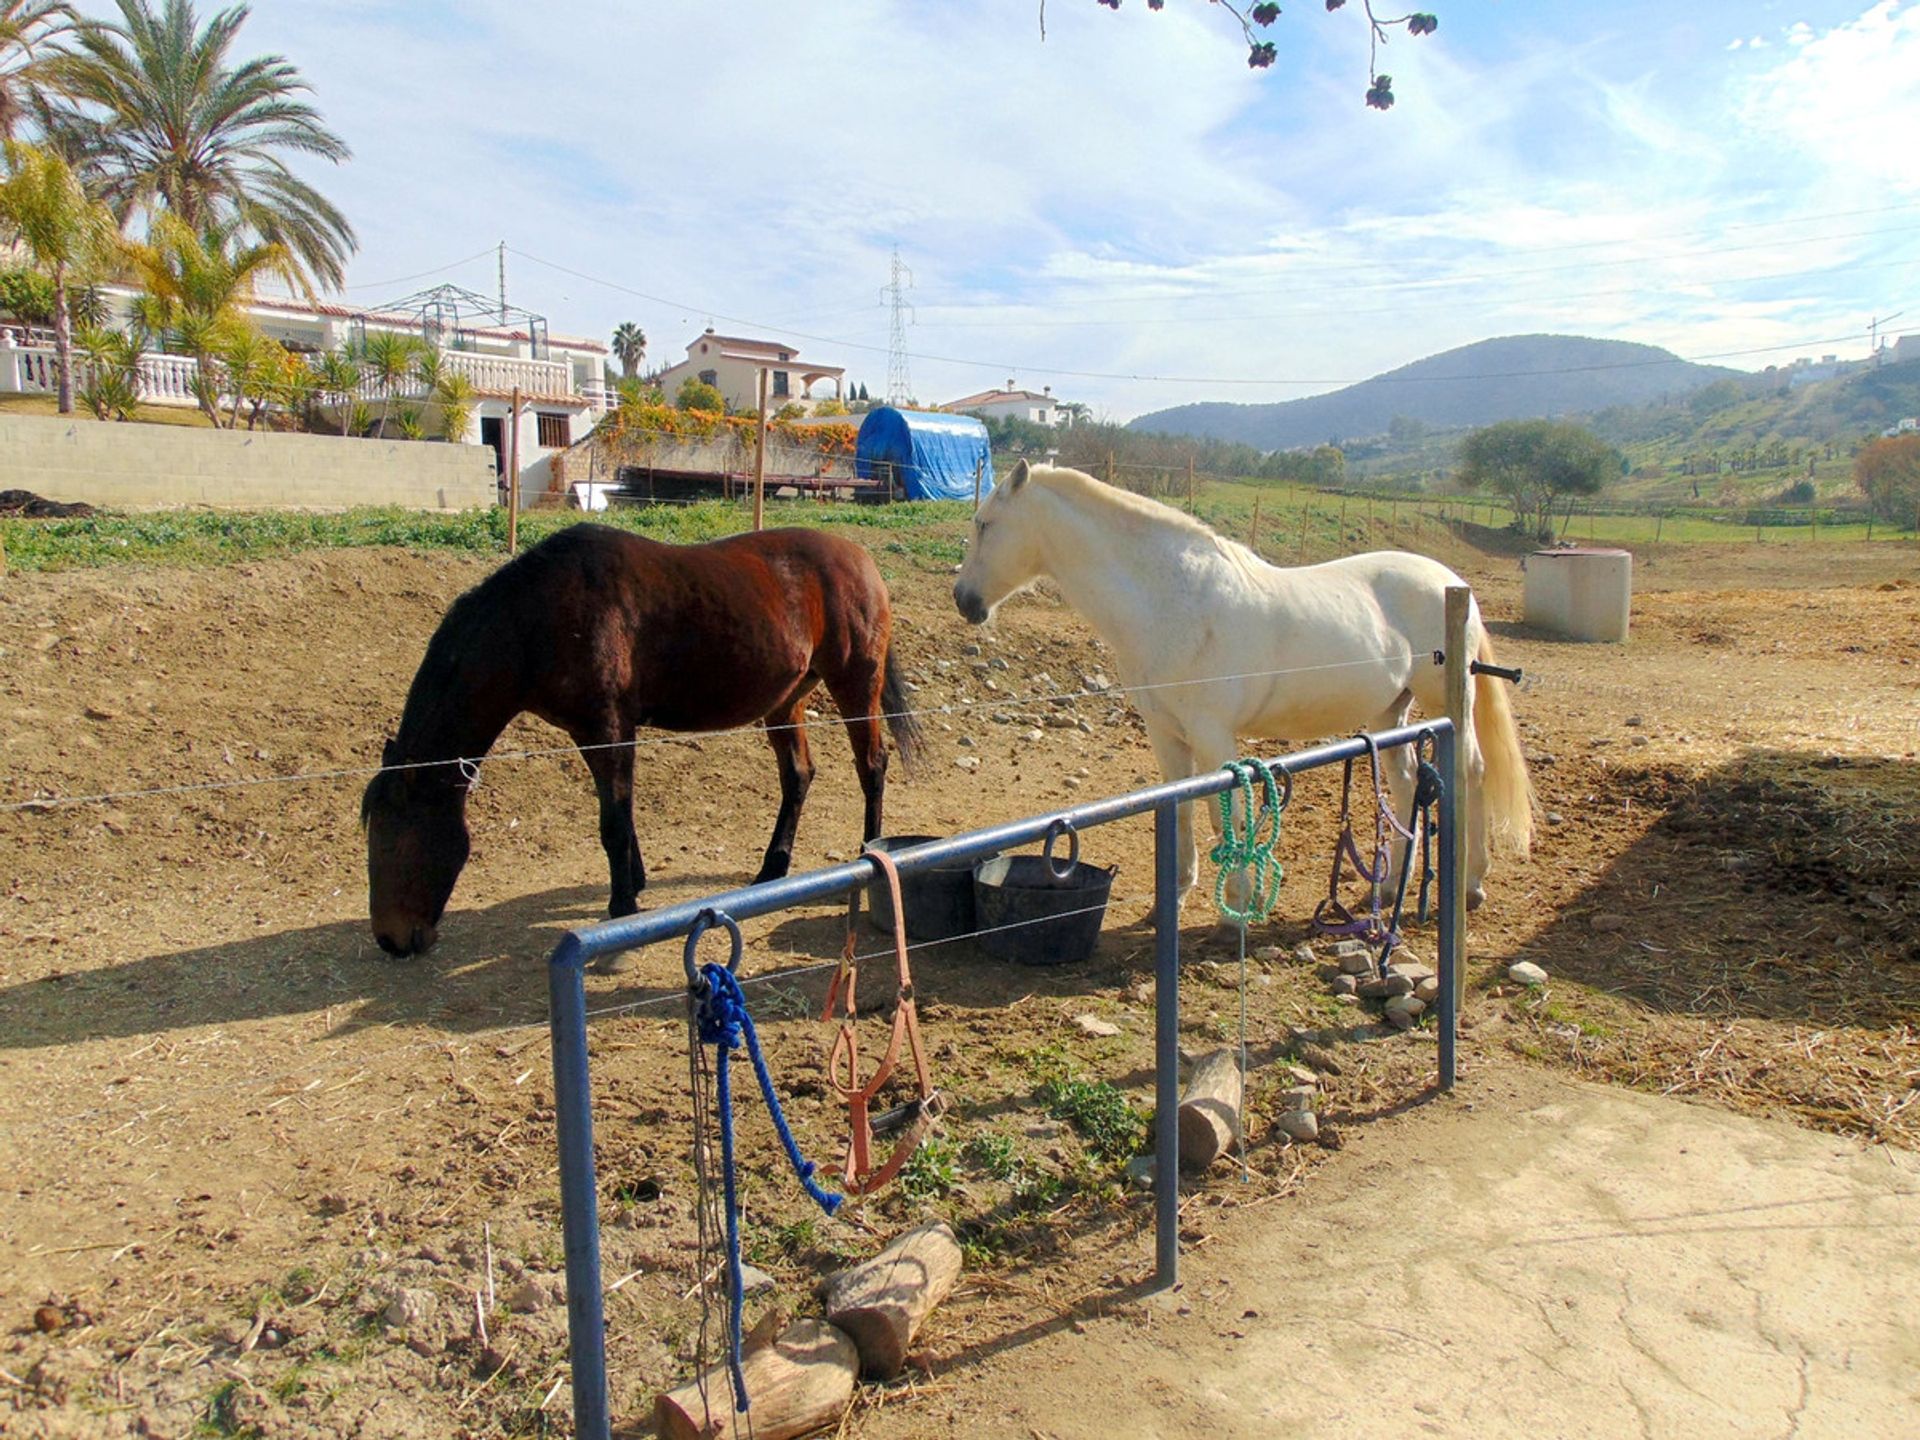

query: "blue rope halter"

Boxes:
[686, 912, 841, 1413]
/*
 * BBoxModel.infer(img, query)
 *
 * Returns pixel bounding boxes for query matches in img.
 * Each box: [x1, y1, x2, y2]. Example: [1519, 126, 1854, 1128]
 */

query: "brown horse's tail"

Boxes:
[882, 648, 926, 775]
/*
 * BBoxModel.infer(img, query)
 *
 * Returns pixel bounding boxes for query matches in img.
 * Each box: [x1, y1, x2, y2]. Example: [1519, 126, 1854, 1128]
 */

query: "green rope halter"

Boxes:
[1210, 759, 1287, 924]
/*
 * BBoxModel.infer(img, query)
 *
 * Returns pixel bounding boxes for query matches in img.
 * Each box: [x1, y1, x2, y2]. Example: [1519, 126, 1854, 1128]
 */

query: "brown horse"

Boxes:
[361, 523, 923, 957]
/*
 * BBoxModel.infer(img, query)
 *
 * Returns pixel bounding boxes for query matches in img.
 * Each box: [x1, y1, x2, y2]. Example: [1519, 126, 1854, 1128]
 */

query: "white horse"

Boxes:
[952, 461, 1534, 910]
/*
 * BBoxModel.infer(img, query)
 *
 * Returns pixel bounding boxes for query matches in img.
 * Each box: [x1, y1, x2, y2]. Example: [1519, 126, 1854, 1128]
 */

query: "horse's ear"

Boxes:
[1008, 458, 1030, 491]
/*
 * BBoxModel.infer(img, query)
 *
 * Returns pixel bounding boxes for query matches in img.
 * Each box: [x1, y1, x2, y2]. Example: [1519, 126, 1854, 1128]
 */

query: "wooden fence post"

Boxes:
[507, 384, 521, 556]
[1444, 586, 1470, 1012]
[753, 367, 768, 532]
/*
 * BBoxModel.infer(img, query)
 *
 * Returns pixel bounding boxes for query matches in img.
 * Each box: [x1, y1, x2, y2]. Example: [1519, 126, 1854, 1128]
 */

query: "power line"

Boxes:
[337, 246, 500, 293]
[504, 245, 1914, 388]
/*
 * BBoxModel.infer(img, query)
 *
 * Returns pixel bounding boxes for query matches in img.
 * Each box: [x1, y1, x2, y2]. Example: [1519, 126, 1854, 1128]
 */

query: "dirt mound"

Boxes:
[0, 489, 96, 518]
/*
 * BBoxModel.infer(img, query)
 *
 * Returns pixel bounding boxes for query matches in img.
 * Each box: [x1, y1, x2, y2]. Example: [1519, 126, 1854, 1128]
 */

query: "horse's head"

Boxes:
[953, 458, 1046, 624]
[361, 738, 471, 958]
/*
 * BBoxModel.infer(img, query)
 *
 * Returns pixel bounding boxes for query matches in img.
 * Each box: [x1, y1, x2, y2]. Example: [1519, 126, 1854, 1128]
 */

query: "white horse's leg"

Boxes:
[1142, 717, 1199, 899]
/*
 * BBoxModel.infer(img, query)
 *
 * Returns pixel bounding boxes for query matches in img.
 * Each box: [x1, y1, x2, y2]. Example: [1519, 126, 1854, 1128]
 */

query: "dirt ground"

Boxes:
[1, 526, 1917, 1438]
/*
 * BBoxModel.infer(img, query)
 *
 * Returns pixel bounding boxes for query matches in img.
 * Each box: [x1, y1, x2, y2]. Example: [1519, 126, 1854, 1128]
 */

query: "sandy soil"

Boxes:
[1, 527, 1917, 1437]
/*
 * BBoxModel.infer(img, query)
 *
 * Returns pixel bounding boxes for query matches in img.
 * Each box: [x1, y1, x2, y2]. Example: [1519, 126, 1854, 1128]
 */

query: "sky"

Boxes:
[142, 1, 1920, 421]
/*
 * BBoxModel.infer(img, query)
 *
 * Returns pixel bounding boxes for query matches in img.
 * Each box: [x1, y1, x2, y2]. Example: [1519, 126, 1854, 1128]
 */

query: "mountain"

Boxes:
[1129, 335, 1743, 451]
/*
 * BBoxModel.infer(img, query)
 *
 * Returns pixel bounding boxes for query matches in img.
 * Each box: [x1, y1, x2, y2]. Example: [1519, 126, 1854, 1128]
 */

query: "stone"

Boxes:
[1338, 952, 1375, 976]
[1277, 1086, 1316, 1112]
[505, 1275, 559, 1314]
[961, 642, 981, 657]
[955, 756, 980, 772]
[1125, 1154, 1156, 1190]
[1508, 960, 1549, 986]
[1284, 1064, 1319, 1087]
[734, 1264, 776, 1301]
[1255, 945, 1286, 962]
[1329, 939, 1371, 961]
[1292, 943, 1318, 966]
[1333, 994, 1360, 1006]
[1357, 974, 1414, 999]
[1414, 975, 1440, 1004]
[1546, 811, 1565, 825]
[1022, 729, 1044, 743]
[957, 734, 974, 747]
[1384, 994, 1426, 1029]
[1073, 1014, 1121, 1038]
[989, 656, 1010, 671]
[1387, 962, 1434, 983]
[1272, 1111, 1319, 1143]
[1081, 671, 1113, 693]
[1329, 973, 1358, 997]
[381, 1287, 437, 1329]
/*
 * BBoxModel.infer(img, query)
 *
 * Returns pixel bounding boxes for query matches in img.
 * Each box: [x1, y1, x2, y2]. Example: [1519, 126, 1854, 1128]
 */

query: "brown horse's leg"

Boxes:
[823, 665, 890, 846]
[755, 692, 817, 883]
[580, 728, 643, 916]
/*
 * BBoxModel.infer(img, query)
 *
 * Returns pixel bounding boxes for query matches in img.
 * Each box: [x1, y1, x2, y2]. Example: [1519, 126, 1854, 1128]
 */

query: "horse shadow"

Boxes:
[1507, 747, 1920, 1026]
[0, 883, 638, 1053]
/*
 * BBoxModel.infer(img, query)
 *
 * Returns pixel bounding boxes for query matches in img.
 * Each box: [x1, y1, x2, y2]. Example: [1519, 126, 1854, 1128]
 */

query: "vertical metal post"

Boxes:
[550, 942, 610, 1440]
[1152, 800, 1181, 1289]
[1442, 586, 1471, 1026]
[1435, 719, 1460, 1091]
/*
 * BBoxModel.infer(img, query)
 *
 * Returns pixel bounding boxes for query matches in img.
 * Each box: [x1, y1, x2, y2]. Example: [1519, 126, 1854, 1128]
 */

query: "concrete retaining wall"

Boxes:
[0, 412, 497, 511]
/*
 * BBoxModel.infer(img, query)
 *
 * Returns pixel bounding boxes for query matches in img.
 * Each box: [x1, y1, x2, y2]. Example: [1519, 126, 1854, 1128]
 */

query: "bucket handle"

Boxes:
[1042, 817, 1081, 880]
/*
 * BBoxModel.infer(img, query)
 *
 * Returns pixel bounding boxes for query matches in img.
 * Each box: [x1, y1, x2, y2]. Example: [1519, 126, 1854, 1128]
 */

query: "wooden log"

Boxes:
[1176, 1047, 1243, 1172]
[649, 1318, 857, 1440]
[817, 1219, 962, 1379]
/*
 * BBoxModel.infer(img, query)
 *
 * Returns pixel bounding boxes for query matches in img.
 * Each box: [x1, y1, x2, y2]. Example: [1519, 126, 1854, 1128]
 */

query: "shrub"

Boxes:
[0, 266, 54, 323]
[675, 378, 724, 412]
[1855, 433, 1920, 529]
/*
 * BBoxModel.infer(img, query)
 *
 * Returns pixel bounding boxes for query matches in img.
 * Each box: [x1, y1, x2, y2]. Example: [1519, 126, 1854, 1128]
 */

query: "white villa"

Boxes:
[945, 381, 1067, 426]
[653, 328, 846, 414]
[0, 282, 613, 500]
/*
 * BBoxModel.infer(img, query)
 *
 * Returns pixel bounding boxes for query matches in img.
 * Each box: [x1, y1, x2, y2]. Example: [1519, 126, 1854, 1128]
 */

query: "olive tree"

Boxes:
[1456, 419, 1620, 542]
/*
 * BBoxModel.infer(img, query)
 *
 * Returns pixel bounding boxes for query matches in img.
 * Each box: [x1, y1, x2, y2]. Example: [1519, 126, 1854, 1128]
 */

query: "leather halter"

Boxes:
[821, 847, 943, 1195]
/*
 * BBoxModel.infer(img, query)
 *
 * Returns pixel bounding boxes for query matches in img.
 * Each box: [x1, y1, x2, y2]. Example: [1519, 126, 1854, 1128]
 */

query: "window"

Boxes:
[771, 370, 790, 398]
[536, 412, 569, 448]
[699, 369, 718, 387]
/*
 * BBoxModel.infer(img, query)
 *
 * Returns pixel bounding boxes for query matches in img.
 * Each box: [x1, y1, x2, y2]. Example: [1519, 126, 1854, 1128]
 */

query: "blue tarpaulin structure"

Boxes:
[855, 408, 994, 501]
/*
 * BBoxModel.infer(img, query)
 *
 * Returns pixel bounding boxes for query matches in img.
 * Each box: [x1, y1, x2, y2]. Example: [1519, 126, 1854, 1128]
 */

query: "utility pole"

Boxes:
[498, 242, 508, 324]
[1869, 311, 1905, 366]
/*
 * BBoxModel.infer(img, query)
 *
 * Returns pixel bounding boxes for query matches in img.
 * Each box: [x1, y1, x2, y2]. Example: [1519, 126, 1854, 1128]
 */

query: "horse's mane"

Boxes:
[1026, 465, 1269, 577]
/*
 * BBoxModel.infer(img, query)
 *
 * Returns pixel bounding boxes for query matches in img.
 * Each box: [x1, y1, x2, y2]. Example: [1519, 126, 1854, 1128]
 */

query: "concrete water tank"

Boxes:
[1524, 547, 1632, 642]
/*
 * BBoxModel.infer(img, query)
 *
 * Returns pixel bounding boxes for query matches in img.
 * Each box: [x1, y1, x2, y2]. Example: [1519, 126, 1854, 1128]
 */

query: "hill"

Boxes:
[1130, 335, 1740, 451]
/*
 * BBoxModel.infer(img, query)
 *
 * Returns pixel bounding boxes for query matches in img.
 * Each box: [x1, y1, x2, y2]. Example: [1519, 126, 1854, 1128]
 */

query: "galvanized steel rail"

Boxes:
[546, 718, 1462, 1439]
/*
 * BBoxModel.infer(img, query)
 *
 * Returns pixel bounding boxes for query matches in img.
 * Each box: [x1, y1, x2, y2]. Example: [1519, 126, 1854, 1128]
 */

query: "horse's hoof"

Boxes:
[753, 857, 792, 884]
[608, 897, 640, 920]
[1467, 886, 1487, 912]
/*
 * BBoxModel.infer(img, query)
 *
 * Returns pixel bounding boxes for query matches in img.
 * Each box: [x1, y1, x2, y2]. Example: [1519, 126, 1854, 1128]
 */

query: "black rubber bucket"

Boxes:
[971, 823, 1116, 966]
[864, 835, 998, 943]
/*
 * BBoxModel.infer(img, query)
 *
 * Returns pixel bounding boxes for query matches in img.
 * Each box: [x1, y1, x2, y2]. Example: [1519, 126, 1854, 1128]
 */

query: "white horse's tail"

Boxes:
[1474, 630, 1536, 856]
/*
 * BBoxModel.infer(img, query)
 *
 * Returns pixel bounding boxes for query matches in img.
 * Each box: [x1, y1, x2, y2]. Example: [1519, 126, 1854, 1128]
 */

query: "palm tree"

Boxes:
[611, 320, 645, 380]
[123, 211, 301, 422]
[0, 0, 74, 139]
[0, 140, 116, 412]
[357, 328, 422, 436]
[44, 0, 355, 289]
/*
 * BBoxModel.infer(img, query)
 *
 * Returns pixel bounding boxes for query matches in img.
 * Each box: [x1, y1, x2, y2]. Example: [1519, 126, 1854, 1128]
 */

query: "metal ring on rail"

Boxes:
[683, 908, 744, 990]
[1266, 760, 1295, 822]
[1042, 817, 1081, 879]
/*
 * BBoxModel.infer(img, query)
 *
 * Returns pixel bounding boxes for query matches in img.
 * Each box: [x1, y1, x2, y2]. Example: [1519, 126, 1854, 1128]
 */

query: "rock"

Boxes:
[1255, 944, 1286, 962]
[1338, 952, 1375, 976]
[989, 656, 1010, 671]
[957, 734, 974, 747]
[1329, 939, 1371, 961]
[1292, 943, 1317, 966]
[1384, 994, 1426, 1029]
[1414, 975, 1440, 1004]
[1125, 1154, 1156, 1190]
[1047, 714, 1077, 729]
[1508, 960, 1549, 986]
[955, 756, 980, 772]
[1630, 735, 1650, 747]
[1387, 962, 1434, 983]
[1272, 1111, 1319, 1143]
[506, 1274, 564, 1314]
[1073, 1014, 1121, 1038]
[1329, 973, 1358, 997]
[1546, 811, 1565, 825]
[1334, 993, 1359, 1006]
[734, 1264, 776, 1301]
[1357, 974, 1414, 999]
[1624, 714, 1643, 726]
[33, 1305, 65, 1333]
[1063, 776, 1082, 789]
[1022, 729, 1044, 743]
[1277, 1086, 1316, 1112]
[1284, 1064, 1319, 1087]
[381, 1286, 437, 1329]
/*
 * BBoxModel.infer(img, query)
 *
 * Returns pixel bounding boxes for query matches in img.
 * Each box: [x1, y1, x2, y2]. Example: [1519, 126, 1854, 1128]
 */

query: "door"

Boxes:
[480, 416, 505, 475]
